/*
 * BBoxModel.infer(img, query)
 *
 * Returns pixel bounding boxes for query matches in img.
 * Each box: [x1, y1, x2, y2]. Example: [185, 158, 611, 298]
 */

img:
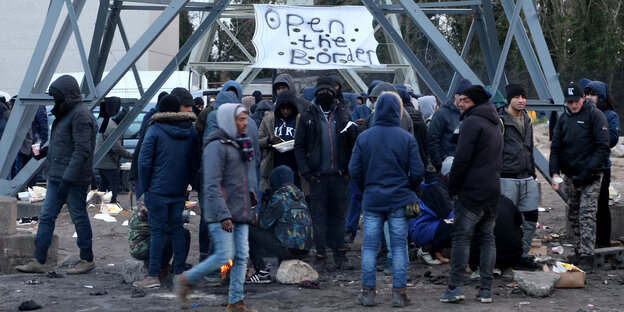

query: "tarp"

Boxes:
[251, 5, 382, 70]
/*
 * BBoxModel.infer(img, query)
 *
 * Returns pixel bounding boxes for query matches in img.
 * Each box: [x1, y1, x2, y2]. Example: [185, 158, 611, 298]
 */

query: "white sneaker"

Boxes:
[417, 248, 441, 265]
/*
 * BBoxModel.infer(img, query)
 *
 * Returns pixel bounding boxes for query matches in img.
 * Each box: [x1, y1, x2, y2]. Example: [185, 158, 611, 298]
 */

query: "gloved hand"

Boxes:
[33, 146, 48, 160]
[57, 180, 71, 200]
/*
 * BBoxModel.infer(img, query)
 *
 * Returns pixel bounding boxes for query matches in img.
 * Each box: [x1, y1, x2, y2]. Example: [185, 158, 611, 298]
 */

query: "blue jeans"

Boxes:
[448, 198, 497, 290]
[35, 180, 93, 264]
[361, 207, 408, 289]
[185, 223, 249, 305]
[345, 180, 362, 236]
[144, 192, 186, 276]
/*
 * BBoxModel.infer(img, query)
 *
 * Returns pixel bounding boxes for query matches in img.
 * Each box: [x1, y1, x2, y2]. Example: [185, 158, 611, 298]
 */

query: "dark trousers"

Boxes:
[596, 168, 611, 247]
[135, 229, 192, 268]
[98, 168, 120, 203]
[345, 179, 363, 236]
[309, 174, 348, 257]
[144, 192, 186, 276]
[430, 222, 453, 254]
[248, 226, 308, 270]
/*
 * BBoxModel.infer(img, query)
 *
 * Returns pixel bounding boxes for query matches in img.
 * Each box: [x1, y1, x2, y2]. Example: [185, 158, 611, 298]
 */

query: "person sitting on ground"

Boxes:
[246, 165, 313, 284]
[409, 176, 454, 265]
[128, 196, 192, 278]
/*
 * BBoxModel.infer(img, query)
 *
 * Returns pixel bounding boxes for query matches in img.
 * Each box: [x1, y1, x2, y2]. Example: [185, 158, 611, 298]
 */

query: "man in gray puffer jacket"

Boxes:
[16, 75, 97, 275]
[176, 103, 257, 312]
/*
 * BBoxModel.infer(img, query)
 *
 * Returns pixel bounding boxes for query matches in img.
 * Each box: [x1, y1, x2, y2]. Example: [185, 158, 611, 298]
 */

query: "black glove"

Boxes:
[57, 180, 71, 200]
[33, 146, 48, 160]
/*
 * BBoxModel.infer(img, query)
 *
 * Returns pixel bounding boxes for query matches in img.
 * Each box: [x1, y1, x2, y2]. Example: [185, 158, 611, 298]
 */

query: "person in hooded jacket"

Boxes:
[258, 90, 301, 191]
[272, 73, 310, 114]
[397, 88, 429, 167]
[360, 83, 414, 135]
[325, 73, 353, 112]
[16, 75, 97, 275]
[427, 78, 472, 172]
[584, 81, 621, 248]
[95, 98, 133, 204]
[176, 103, 257, 312]
[352, 80, 382, 125]
[246, 166, 313, 284]
[251, 99, 273, 127]
[133, 95, 199, 288]
[440, 85, 503, 304]
[295, 76, 357, 271]
[349, 92, 424, 307]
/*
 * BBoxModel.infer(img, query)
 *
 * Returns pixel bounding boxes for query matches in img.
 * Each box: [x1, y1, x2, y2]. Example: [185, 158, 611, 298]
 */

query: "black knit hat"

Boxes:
[315, 76, 336, 97]
[170, 87, 194, 107]
[505, 83, 527, 104]
[461, 85, 490, 105]
[157, 94, 181, 113]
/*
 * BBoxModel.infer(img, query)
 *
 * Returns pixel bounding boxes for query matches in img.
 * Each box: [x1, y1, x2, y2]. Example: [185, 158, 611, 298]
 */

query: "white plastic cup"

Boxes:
[552, 246, 563, 254]
[553, 177, 564, 191]
[32, 142, 41, 156]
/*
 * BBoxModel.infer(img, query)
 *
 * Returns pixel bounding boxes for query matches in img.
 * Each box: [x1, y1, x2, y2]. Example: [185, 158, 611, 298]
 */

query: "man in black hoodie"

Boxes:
[295, 76, 357, 270]
[16, 75, 97, 274]
[440, 85, 503, 304]
[550, 82, 610, 271]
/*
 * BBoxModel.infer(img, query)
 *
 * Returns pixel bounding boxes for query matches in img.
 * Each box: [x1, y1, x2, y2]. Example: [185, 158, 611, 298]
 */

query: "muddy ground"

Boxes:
[1, 123, 623, 312]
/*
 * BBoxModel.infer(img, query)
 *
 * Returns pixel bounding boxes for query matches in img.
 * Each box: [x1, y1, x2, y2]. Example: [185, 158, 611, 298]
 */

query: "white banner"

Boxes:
[251, 5, 382, 70]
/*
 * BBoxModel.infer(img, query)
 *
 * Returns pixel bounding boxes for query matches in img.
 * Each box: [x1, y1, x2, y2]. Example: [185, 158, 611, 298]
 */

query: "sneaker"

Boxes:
[15, 260, 46, 274]
[439, 286, 465, 303]
[376, 257, 392, 271]
[246, 270, 271, 284]
[418, 247, 442, 265]
[133, 276, 161, 288]
[66, 260, 95, 274]
[344, 231, 355, 244]
[476, 288, 492, 303]
[383, 266, 393, 276]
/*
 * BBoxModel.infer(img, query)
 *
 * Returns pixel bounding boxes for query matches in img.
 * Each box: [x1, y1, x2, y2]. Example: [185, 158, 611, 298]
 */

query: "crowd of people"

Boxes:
[8, 71, 619, 311]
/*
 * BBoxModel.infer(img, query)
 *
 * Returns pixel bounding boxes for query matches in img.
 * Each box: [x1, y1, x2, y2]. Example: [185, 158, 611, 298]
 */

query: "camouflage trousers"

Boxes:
[563, 173, 602, 256]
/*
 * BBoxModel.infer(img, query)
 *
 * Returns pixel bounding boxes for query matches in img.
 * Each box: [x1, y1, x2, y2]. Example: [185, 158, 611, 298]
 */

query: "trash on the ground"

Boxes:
[588, 304, 595, 308]
[544, 262, 586, 288]
[87, 191, 112, 204]
[46, 271, 63, 278]
[192, 304, 199, 308]
[298, 280, 320, 289]
[89, 290, 107, 296]
[190, 211, 196, 216]
[185, 201, 197, 209]
[84, 285, 93, 289]
[122, 220, 129, 226]
[552, 246, 564, 254]
[25, 279, 41, 285]
[528, 245, 548, 256]
[538, 206, 552, 212]
[609, 186, 620, 205]
[100, 203, 123, 215]
[93, 213, 117, 223]
[24, 186, 46, 203]
[531, 239, 542, 247]
[604, 280, 608, 285]
[108, 264, 115, 267]
[519, 301, 531, 305]
[120, 162, 131, 170]
[506, 282, 519, 288]
[563, 243, 574, 247]
[72, 232, 77, 238]
[131, 288, 146, 298]
[18, 300, 41, 311]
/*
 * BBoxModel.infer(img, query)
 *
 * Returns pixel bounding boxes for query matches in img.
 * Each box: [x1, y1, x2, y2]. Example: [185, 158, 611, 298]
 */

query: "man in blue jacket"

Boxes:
[16, 75, 97, 274]
[350, 92, 424, 308]
[584, 81, 620, 248]
[134, 95, 199, 288]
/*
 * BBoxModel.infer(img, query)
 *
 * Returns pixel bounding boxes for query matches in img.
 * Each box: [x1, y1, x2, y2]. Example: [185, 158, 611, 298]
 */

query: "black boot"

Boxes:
[334, 250, 355, 270]
[392, 287, 411, 307]
[356, 286, 376, 306]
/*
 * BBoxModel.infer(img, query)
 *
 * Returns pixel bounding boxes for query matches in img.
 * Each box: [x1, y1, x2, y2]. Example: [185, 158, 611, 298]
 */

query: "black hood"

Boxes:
[270, 165, 295, 191]
[462, 102, 500, 125]
[49, 75, 82, 118]
[274, 90, 298, 119]
[112, 106, 129, 124]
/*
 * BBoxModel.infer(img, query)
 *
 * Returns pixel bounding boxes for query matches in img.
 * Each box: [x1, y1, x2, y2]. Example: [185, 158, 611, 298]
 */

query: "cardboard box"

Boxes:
[528, 245, 548, 256]
[543, 265, 586, 288]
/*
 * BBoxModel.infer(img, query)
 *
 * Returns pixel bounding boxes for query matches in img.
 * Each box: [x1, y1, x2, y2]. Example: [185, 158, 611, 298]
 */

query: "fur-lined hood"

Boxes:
[150, 111, 197, 139]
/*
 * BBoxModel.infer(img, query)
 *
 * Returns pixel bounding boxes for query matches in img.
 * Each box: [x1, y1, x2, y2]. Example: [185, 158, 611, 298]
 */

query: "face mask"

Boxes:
[316, 92, 334, 111]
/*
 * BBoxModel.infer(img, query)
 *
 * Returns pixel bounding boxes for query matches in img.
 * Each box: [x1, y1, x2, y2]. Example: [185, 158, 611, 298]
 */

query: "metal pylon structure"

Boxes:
[0, 0, 564, 197]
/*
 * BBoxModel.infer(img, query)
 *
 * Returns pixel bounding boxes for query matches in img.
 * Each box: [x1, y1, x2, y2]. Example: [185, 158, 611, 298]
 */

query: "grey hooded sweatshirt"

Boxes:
[202, 104, 254, 224]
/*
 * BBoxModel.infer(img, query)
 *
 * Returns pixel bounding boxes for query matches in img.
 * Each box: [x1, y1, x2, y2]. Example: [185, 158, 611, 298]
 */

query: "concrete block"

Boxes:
[122, 259, 148, 283]
[275, 259, 318, 284]
[0, 233, 58, 274]
[0, 196, 17, 235]
[16, 201, 42, 219]
[514, 270, 560, 297]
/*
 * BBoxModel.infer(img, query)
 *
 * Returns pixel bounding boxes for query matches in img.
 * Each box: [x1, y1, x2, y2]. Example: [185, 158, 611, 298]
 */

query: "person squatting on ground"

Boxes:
[95, 97, 133, 204]
[549, 82, 610, 271]
[294, 76, 357, 271]
[583, 81, 620, 248]
[16, 75, 97, 274]
[440, 85, 503, 304]
[498, 83, 540, 260]
[176, 103, 257, 312]
[349, 92, 425, 308]
[246, 165, 313, 284]
[134, 95, 199, 288]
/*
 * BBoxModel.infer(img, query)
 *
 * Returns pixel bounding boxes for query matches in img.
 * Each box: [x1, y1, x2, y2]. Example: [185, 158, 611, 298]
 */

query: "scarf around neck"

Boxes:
[236, 132, 254, 162]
